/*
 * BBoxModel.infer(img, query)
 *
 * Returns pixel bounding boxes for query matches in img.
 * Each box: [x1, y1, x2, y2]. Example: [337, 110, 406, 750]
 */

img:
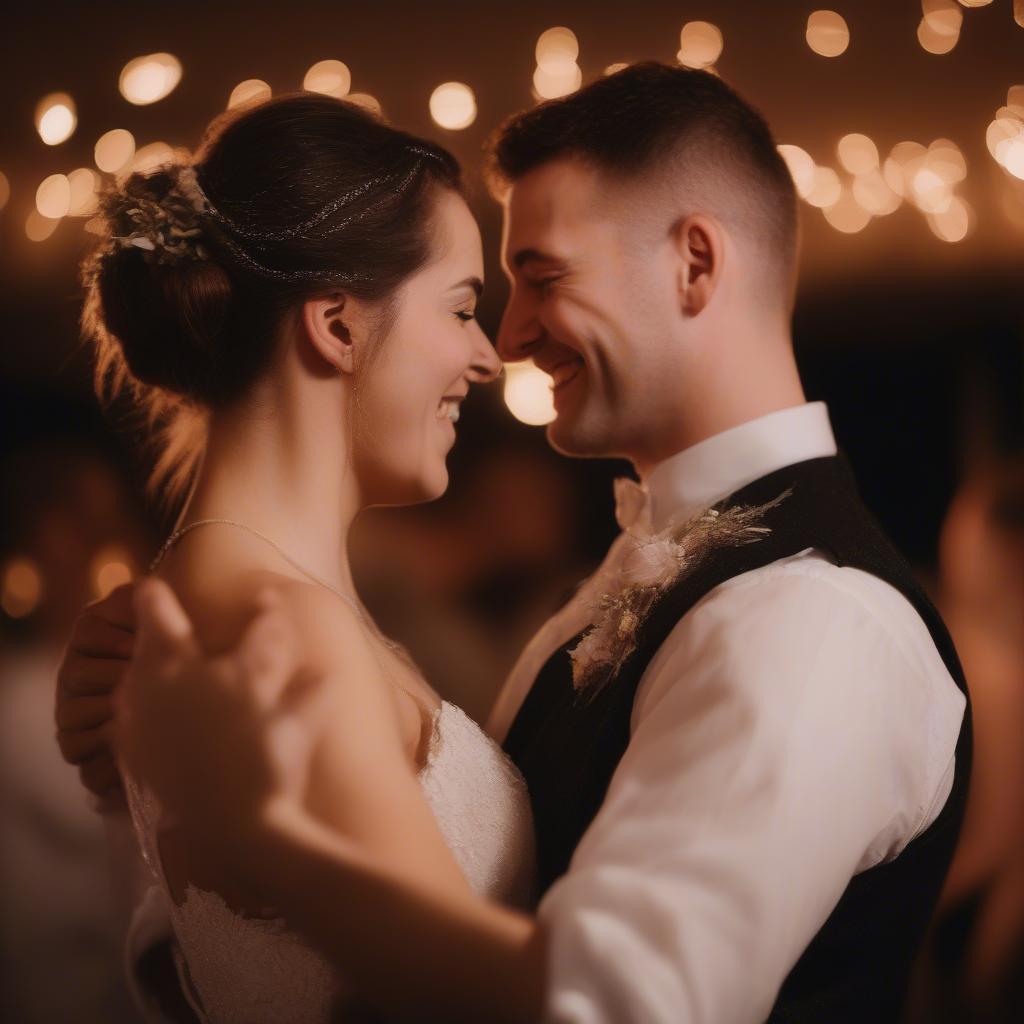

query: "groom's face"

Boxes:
[497, 158, 675, 465]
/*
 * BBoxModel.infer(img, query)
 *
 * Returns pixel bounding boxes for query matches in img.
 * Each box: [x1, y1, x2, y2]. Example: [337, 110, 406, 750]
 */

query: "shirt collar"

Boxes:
[615, 402, 838, 534]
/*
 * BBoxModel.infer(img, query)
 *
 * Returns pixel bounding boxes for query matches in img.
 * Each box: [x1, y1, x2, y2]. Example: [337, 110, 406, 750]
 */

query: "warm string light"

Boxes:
[779, 134, 971, 240]
[67, 168, 100, 216]
[124, 141, 178, 179]
[91, 547, 135, 600]
[429, 82, 477, 130]
[35, 174, 70, 218]
[35, 92, 76, 146]
[94, 128, 135, 173]
[9, 23, 1020, 256]
[228, 79, 272, 109]
[119, 53, 182, 105]
[503, 363, 556, 426]
[25, 209, 60, 242]
[347, 93, 382, 116]
[533, 27, 582, 100]
[1, 558, 43, 618]
[987, 86, 1024, 182]
[918, 0, 962, 55]
[303, 60, 351, 98]
[677, 21, 723, 70]
[806, 11, 850, 57]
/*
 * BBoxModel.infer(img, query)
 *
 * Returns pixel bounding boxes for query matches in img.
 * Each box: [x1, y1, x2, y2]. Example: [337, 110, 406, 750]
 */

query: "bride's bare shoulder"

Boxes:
[158, 562, 373, 666]
[267, 579, 385, 682]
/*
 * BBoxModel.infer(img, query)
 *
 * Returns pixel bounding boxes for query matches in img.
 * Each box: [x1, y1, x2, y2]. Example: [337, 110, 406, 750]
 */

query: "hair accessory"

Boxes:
[104, 163, 212, 266]
[208, 159, 427, 282]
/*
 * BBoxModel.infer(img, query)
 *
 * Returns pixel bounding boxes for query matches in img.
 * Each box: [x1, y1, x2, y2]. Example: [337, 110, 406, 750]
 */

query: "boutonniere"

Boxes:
[569, 491, 790, 700]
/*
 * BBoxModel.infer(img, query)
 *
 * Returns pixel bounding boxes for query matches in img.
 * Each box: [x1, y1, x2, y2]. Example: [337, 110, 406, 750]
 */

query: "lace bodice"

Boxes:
[124, 701, 536, 1023]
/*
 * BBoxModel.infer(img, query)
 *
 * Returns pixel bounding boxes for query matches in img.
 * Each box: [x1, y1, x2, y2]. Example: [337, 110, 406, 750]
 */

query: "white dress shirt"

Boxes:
[487, 402, 966, 1024]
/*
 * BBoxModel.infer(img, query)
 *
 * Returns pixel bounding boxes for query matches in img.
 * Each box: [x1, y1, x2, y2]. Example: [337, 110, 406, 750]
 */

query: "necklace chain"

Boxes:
[149, 518, 402, 652]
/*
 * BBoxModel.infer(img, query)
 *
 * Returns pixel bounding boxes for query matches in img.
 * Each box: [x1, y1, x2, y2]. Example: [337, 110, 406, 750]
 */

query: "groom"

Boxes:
[57, 63, 970, 1021]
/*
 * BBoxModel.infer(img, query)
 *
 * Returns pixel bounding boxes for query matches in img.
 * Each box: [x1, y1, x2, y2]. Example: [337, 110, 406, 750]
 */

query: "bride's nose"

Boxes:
[466, 331, 503, 384]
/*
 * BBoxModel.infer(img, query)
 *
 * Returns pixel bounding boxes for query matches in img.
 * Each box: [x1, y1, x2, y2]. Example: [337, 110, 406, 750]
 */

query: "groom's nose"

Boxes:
[496, 287, 541, 363]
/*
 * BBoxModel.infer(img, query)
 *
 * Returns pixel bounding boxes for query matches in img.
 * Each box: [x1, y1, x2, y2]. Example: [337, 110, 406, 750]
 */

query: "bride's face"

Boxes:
[354, 190, 500, 505]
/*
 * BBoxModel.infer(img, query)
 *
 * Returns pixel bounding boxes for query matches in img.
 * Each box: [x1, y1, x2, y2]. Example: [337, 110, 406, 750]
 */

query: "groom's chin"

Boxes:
[545, 416, 610, 461]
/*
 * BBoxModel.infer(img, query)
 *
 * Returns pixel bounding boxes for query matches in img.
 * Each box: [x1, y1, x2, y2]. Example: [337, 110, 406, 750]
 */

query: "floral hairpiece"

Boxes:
[102, 164, 211, 266]
[569, 490, 791, 700]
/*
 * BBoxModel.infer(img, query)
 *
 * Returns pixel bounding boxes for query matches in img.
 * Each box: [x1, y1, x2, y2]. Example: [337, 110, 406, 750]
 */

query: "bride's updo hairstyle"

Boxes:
[81, 93, 462, 510]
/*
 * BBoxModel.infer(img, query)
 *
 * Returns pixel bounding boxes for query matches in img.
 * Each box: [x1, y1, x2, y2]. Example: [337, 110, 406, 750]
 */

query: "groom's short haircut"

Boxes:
[487, 62, 799, 309]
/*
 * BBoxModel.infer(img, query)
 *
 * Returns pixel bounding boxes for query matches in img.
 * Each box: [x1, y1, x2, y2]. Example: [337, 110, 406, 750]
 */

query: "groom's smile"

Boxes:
[543, 356, 584, 396]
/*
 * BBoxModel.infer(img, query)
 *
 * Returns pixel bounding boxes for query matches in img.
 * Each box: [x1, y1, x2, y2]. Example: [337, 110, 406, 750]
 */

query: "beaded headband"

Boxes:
[97, 143, 443, 283]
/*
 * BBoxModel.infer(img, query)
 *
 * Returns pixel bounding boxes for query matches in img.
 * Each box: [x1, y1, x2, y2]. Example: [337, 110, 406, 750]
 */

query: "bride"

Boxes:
[80, 92, 535, 1021]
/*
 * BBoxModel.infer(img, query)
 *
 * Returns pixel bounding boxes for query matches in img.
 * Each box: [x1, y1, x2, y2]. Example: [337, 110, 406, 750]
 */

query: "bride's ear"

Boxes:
[302, 293, 357, 375]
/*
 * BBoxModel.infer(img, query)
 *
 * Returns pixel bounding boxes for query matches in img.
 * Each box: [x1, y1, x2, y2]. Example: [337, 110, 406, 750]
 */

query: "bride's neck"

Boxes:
[176, 385, 361, 596]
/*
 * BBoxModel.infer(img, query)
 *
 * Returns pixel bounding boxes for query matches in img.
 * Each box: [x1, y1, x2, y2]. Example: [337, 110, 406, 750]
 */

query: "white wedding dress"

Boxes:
[123, 700, 536, 1023]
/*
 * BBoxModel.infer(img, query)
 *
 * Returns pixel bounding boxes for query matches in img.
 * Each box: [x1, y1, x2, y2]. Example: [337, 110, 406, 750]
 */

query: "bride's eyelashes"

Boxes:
[454, 310, 476, 323]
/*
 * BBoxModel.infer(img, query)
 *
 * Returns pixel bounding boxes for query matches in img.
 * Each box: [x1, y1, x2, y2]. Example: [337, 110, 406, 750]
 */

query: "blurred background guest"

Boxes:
[0, 430, 150, 1022]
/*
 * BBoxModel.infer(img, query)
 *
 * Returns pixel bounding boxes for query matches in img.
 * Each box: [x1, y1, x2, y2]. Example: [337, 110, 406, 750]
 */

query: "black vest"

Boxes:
[503, 456, 971, 1023]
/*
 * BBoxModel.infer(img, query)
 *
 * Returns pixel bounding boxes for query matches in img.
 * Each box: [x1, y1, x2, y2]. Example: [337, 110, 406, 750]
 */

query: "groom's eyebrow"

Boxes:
[448, 276, 484, 297]
[512, 248, 561, 270]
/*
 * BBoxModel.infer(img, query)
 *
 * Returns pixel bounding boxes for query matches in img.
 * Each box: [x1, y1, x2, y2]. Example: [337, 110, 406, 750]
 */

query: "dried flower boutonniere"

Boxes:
[569, 491, 790, 700]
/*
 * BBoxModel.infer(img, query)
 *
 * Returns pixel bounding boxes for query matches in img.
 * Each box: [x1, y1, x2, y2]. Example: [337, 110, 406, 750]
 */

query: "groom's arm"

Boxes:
[535, 560, 965, 1023]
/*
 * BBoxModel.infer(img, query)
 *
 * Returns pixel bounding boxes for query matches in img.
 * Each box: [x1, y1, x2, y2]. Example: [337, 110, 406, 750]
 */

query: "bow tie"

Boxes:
[613, 477, 653, 533]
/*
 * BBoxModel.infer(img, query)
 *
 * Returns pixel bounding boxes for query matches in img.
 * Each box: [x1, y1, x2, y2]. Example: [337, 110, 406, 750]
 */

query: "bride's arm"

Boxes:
[118, 578, 546, 1022]
[273, 581, 473, 896]
[254, 799, 544, 1023]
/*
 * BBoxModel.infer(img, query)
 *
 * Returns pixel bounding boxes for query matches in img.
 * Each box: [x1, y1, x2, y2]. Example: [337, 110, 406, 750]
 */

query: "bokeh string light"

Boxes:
[777, 145, 817, 199]
[35, 174, 71, 219]
[90, 547, 134, 600]
[6, 18, 1018, 271]
[228, 79, 272, 109]
[987, 86, 1024, 182]
[503, 363, 556, 426]
[126, 142, 178, 178]
[347, 93, 382, 116]
[67, 168, 100, 216]
[119, 53, 182, 105]
[25, 210, 60, 243]
[35, 92, 77, 146]
[533, 27, 582, 100]
[677, 22, 723, 70]
[806, 11, 850, 57]
[0, 558, 43, 619]
[94, 128, 135, 174]
[0, 171, 11, 212]
[303, 60, 351, 99]
[779, 133, 973, 240]
[429, 82, 477, 130]
[837, 133, 879, 176]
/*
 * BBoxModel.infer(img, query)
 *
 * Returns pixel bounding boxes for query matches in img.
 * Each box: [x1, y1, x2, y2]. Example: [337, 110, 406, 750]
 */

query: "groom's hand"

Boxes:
[117, 579, 322, 856]
[55, 582, 137, 808]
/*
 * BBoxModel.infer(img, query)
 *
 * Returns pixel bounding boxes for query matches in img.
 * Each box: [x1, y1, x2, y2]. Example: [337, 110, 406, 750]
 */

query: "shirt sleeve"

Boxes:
[537, 556, 964, 1024]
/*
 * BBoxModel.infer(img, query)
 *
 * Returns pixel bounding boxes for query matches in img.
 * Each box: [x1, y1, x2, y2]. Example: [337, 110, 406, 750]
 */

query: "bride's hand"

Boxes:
[116, 578, 327, 858]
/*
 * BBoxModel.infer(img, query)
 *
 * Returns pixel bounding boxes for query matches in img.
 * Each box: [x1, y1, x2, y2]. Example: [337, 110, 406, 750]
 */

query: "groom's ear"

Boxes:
[302, 293, 357, 375]
[670, 214, 723, 318]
